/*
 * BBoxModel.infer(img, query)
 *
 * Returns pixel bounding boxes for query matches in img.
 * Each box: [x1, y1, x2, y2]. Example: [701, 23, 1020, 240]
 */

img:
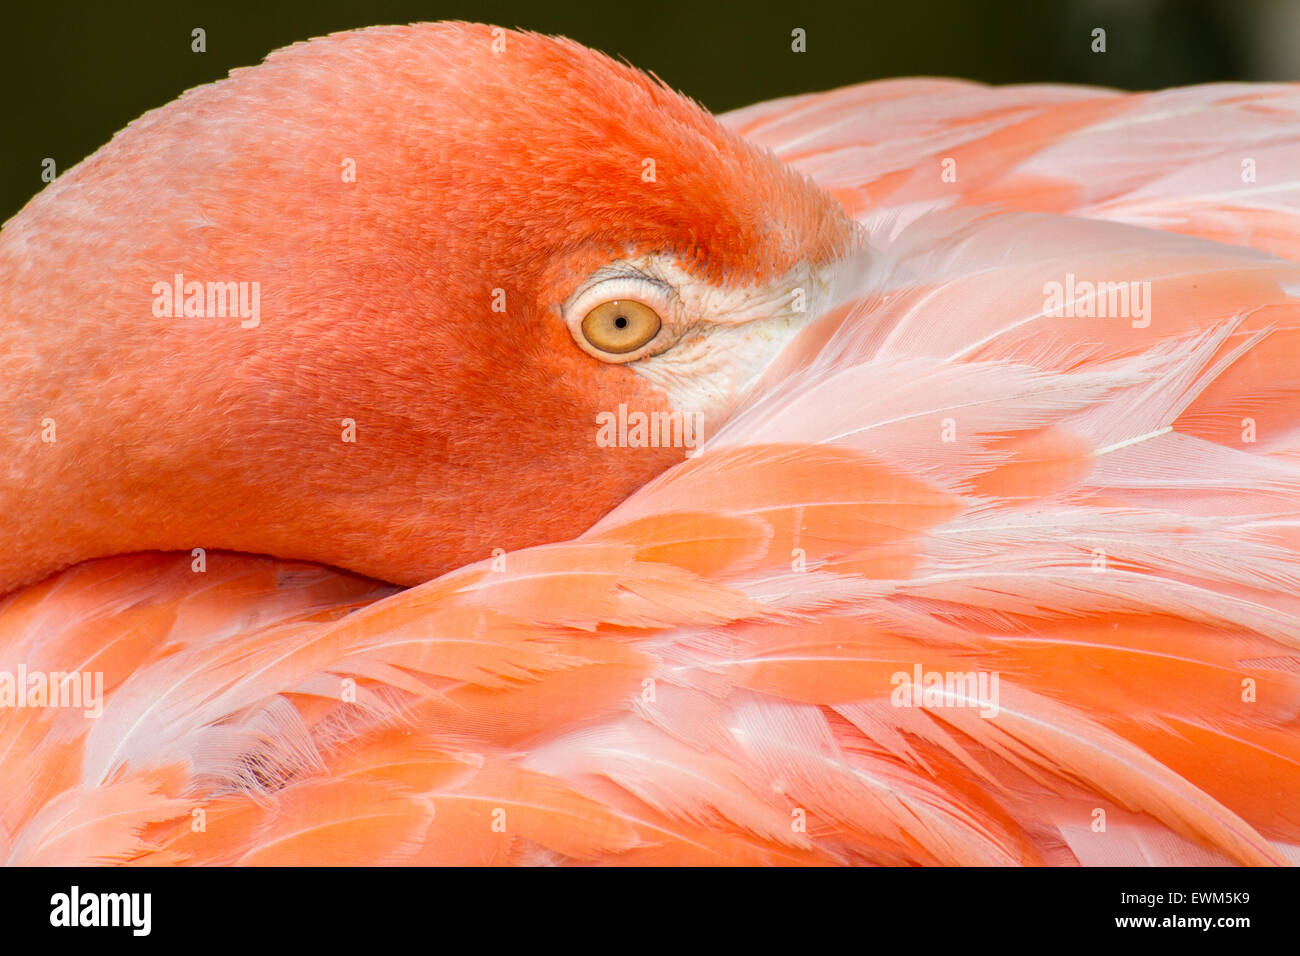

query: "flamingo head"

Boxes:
[0, 22, 856, 588]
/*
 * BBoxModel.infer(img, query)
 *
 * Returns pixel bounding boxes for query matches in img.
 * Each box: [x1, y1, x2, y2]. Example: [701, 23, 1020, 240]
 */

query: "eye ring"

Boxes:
[564, 271, 677, 363]
[581, 299, 662, 354]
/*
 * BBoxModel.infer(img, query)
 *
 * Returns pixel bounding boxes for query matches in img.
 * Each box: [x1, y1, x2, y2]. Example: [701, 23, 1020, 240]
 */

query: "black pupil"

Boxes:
[614, 316, 628, 329]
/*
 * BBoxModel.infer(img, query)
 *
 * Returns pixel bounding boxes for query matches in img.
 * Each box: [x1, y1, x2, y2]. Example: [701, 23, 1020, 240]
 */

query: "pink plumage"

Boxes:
[2, 24, 1299, 866]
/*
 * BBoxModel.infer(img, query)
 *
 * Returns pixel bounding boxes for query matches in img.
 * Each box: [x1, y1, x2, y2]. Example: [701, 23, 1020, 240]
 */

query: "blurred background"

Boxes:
[3, 0, 1297, 224]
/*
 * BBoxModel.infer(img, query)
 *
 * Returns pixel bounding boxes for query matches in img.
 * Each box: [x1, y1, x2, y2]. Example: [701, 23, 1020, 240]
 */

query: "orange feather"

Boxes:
[2, 24, 1299, 867]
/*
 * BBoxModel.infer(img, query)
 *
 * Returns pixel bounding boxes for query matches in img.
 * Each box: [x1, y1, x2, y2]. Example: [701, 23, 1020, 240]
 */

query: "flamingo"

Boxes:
[2, 21, 1299, 866]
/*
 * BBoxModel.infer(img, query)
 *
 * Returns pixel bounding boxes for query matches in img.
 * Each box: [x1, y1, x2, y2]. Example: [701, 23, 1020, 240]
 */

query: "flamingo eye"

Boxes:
[580, 299, 662, 354]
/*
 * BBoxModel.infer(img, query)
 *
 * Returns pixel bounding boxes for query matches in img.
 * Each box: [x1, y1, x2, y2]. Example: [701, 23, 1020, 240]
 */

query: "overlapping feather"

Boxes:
[6, 79, 1300, 866]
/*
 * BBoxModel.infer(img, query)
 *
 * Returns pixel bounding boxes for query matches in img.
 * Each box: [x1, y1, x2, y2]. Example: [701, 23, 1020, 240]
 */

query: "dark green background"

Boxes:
[2, 0, 1293, 225]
